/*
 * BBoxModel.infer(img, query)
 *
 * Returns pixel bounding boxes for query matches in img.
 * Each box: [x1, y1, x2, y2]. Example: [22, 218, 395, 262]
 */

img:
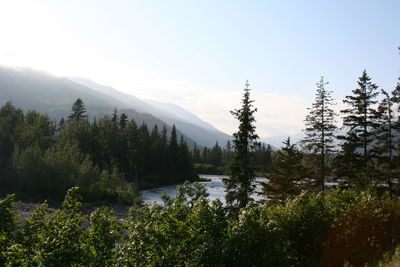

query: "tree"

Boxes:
[68, 98, 87, 121]
[223, 140, 233, 167]
[373, 88, 400, 194]
[168, 125, 179, 182]
[223, 81, 259, 215]
[0, 102, 23, 167]
[192, 143, 201, 163]
[301, 77, 337, 192]
[178, 136, 193, 182]
[119, 113, 128, 129]
[262, 137, 308, 203]
[339, 70, 380, 187]
[210, 142, 222, 167]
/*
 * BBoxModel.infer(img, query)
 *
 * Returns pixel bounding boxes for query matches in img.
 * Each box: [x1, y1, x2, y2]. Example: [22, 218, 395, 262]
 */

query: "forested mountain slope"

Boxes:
[0, 67, 228, 147]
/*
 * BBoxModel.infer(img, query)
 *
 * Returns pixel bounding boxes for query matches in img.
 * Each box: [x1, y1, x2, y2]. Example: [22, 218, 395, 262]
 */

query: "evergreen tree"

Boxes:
[168, 125, 179, 182]
[148, 125, 162, 178]
[374, 87, 400, 194]
[0, 102, 23, 167]
[159, 126, 169, 178]
[111, 108, 118, 124]
[178, 136, 193, 181]
[223, 81, 259, 215]
[125, 120, 139, 183]
[68, 98, 87, 120]
[169, 125, 179, 161]
[339, 70, 380, 187]
[192, 143, 201, 163]
[119, 113, 128, 129]
[223, 140, 233, 167]
[58, 118, 65, 132]
[262, 144, 273, 170]
[262, 138, 308, 203]
[211, 142, 223, 167]
[301, 77, 337, 192]
[15, 110, 55, 152]
[202, 147, 209, 164]
[137, 123, 150, 179]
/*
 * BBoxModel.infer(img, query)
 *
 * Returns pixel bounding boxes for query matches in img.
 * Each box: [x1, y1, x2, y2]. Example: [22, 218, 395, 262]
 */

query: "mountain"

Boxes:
[0, 66, 230, 147]
[0, 67, 199, 146]
[67, 76, 232, 147]
[143, 99, 218, 132]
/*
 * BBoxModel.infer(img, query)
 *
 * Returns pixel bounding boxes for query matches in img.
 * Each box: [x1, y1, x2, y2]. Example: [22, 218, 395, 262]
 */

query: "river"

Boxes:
[140, 175, 267, 205]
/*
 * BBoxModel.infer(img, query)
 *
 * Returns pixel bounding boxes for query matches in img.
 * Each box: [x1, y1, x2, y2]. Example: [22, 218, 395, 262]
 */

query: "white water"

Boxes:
[140, 175, 267, 205]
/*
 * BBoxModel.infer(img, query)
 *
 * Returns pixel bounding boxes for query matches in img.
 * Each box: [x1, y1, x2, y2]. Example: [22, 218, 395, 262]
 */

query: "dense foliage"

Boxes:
[262, 137, 309, 203]
[192, 141, 273, 175]
[1, 186, 399, 266]
[0, 99, 195, 203]
[267, 66, 400, 201]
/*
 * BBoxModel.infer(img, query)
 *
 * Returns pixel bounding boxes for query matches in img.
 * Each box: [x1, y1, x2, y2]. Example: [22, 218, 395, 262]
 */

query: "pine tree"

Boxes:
[178, 136, 193, 182]
[339, 70, 380, 187]
[0, 102, 24, 167]
[301, 77, 337, 192]
[223, 140, 233, 167]
[111, 107, 119, 124]
[262, 137, 307, 203]
[374, 89, 399, 193]
[68, 98, 87, 120]
[125, 120, 139, 183]
[168, 125, 179, 182]
[192, 143, 201, 163]
[169, 125, 179, 161]
[211, 142, 222, 167]
[223, 81, 259, 215]
[119, 113, 128, 129]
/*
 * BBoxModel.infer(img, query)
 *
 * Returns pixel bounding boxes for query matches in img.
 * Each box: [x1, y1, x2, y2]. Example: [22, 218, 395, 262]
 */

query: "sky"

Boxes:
[0, 0, 399, 145]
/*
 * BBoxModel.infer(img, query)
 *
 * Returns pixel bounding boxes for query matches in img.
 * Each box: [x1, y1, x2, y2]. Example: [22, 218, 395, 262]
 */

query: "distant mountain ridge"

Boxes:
[0, 66, 231, 147]
[143, 99, 219, 132]
[67, 76, 232, 147]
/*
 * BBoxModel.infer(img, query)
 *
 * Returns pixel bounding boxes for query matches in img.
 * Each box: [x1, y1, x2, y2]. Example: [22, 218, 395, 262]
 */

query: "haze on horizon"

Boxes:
[0, 0, 399, 145]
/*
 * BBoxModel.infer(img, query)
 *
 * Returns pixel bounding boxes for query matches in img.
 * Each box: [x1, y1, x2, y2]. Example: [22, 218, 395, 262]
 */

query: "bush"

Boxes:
[1, 187, 399, 266]
[323, 199, 400, 267]
[0, 194, 16, 265]
[117, 183, 228, 266]
[84, 207, 122, 266]
[225, 204, 289, 267]
[378, 246, 400, 267]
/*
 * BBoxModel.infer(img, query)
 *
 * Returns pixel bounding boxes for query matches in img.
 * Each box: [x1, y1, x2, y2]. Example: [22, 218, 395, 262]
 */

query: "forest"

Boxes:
[0, 99, 195, 204]
[1, 51, 400, 265]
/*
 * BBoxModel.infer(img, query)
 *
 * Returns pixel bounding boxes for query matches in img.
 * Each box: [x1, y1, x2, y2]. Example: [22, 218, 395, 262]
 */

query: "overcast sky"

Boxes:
[0, 0, 399, 142]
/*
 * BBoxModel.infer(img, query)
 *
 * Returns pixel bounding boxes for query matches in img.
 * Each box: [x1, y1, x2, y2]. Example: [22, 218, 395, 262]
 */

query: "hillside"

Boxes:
[0, 67, 230, 147]
[68, 76, 232, 147]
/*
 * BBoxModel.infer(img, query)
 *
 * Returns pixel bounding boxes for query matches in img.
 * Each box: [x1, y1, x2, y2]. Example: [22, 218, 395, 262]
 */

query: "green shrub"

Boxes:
[117, 183, 227, 266]
[323, 199, 400, 267]
[84, 207, 122, 266]
[0, 194, 16, 265]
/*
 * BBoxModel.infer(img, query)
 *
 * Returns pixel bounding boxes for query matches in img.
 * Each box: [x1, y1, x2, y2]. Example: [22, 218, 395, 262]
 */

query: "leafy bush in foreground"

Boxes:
[1, 186, 399, 266]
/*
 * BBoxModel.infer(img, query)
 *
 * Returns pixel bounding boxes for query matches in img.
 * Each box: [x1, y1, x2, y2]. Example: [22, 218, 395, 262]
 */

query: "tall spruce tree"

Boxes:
[374, 89, 400, 194]
[192, 143, 201, 163]
[211, 142, 223, 167]
[223, 81, 258, 215]
[339, 70, 380, 187]
[301, 77, 337, 192]
[262, 137, 307, 203]
[68, 98, 87, 120]
[168, 125, 179, 182]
